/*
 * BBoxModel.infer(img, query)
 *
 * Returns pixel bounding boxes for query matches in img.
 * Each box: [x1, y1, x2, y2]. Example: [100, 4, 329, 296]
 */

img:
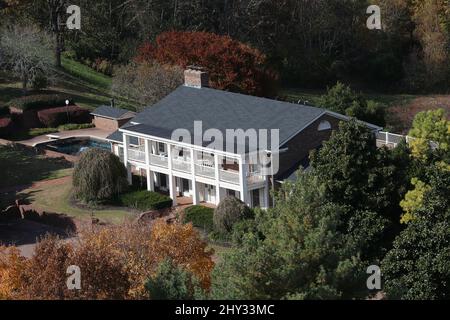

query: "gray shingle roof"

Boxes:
[123, 86, 326, 150]
[91, 106, 134, 120]
[106, 130, 123, 142]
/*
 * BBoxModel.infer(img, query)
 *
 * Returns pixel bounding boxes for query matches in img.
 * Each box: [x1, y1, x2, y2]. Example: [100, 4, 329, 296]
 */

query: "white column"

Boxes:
[214, 154, 221, 205]
[144, 140, 154, 192]
[167, 144, 177, 206]
[239, 156, 248, 205]
[263, 178, 270, 209]
[190, 148, 199, 205]
[122, 134, 132, 185]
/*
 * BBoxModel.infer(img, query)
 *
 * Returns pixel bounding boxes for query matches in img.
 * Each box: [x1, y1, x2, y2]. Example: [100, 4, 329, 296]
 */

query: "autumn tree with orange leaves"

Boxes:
[0, 220, 214, 300]
[135, 31, 278, 97]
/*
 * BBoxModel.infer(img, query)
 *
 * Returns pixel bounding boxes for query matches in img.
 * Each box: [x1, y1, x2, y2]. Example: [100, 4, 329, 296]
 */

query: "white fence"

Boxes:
[376, 131, 438, 149]
[376, 131, 413, 147]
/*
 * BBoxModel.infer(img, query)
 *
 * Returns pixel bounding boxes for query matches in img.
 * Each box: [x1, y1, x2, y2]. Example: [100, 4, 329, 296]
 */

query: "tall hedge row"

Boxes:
[37, 106, 91, 127]
[9, 94, 74, 111]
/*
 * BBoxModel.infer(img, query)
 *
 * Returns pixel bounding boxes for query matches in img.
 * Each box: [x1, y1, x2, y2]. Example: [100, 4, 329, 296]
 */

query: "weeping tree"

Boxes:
[73, 148, 128, 203]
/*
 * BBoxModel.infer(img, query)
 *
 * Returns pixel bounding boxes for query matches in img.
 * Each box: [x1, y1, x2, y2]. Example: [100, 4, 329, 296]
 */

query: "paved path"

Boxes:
[18, 128, 113, 147]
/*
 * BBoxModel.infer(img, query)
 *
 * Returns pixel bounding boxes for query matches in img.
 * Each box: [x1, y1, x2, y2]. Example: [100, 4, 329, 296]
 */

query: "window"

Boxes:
[318, 120, 332, 131]
[158, 142, 166, 153]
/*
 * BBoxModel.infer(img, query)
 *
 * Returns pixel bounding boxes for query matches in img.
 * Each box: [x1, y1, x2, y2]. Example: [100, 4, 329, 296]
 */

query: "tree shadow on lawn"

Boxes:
[0, 219, 73, 247]
[0, 144, 73, 197]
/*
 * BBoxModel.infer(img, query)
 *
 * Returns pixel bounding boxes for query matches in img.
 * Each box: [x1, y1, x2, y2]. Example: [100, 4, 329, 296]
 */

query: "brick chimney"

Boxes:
[184, 66, 209, 88]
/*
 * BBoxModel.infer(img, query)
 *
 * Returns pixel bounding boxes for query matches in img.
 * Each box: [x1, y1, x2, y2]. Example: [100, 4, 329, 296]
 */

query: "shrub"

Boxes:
[73, 148, 129, 202]
[8, 94, 74, 111]
[119, 189, 172, 211]
[145, 259, 201, 300]
[183, 205, 214, 232]
[31, 73, 49, 90]
[37, 105, 91, 127]
[213, 196, 252, 234]
[58, 123, 95, 131]
[29, 127, 58, 137]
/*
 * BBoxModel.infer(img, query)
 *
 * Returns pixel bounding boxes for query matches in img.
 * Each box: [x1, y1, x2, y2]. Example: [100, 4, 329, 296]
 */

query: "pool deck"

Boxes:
[19, 128, 114, 147]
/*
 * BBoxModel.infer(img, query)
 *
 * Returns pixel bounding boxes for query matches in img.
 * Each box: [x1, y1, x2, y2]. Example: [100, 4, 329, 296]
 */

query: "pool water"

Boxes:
[43, 137, 111, 156]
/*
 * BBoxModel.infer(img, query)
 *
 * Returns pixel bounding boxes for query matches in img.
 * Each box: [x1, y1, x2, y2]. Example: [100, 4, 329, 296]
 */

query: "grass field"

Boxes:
[0, 144, 133, 224]
[0, 145, 73, 189]
[0, 58, 137, 112]
[19, 178, 134, 224]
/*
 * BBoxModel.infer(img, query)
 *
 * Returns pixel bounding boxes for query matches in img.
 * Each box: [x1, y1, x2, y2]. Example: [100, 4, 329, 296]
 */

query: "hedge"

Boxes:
[29, 127, 59, 137]
[9, 94, 74, 111]
[119, 190, 173, 211]
[58, 123, 95, 131]
[37, 105, 91, 127]
[183, 205, 214, 232]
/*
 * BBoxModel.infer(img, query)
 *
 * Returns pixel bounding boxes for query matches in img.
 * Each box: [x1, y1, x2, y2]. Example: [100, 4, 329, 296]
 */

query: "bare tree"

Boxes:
[0, 24, 54, 90]
[112, 62, 183, 110]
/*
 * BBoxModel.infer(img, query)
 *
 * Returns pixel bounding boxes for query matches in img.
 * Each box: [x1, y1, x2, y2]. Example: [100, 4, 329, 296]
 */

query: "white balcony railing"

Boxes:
[128, 148, 145, 162]
[220, 169, 240, 185]
[195, 164, 215, 179]
[150, 154, 168, 168]
[172, 158, 191, 173]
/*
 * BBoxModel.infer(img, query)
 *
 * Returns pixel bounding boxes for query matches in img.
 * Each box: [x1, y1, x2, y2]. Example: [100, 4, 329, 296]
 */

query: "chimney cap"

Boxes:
[184, 67, 209, 88]
[187, 65, 206, 72]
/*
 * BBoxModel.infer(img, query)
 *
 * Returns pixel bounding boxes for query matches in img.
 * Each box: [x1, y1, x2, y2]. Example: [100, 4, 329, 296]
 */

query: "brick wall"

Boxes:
[275, 114, 342, 179]
[93, 116, 119, 131]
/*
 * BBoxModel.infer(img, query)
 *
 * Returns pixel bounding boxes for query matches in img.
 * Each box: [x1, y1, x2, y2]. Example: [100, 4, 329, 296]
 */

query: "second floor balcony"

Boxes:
[125, 139, 266, 187]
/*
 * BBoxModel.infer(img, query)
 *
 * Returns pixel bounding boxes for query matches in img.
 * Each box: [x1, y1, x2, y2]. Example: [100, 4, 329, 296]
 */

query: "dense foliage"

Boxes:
[382, 166, 450, 299]
[317, 82, 386, 126]
[145, 259, 204, 300]
[73, 148, 128, 202]
[119, 189, 173, 211]
[212, 174, 375, 299]
[136, 31, 278, 97]
[183, 205, 214, 233]
[0, 220, 214, 299]
[2, 0, 449, 90]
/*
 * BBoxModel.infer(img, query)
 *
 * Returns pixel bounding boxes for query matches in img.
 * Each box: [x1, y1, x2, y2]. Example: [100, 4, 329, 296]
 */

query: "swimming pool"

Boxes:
[41, 137, 111, 156]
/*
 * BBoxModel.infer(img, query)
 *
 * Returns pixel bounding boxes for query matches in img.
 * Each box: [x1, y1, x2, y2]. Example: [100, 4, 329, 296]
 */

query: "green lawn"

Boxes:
[19, 180, 134, 224]
[0, 58, 138, 112]
[0, 144, 73, 189]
